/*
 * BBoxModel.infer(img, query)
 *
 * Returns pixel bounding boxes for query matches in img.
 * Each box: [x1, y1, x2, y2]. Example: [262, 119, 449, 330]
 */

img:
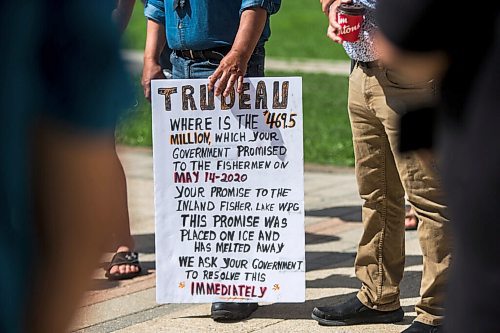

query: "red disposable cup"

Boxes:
[337, 4, 366, 42]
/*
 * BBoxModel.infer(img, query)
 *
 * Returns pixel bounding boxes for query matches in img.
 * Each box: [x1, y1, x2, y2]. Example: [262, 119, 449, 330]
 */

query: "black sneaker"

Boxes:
[401, 321, 442, 333]
[311, 296, 404, 326]
[211, 302, 258, 321]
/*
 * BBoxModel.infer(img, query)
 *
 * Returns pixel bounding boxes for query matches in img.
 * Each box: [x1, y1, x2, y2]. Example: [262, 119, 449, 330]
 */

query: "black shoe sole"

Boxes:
[211, 310, 253, 322]
[311, 308, 404, 326]
[211, 302, 258, 322]
[212, 310, 239, 321]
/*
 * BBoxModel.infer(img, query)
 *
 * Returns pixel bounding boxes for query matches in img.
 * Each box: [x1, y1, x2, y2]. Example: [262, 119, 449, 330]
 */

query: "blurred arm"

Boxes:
[29, 121, 125, 333]
[375, 29, 448, 82]
[375, 0, 450, 79]
[112, 0, 136, 34]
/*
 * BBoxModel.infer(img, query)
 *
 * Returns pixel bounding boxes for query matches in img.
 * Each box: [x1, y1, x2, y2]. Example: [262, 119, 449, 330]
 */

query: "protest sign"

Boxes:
[152, 77, 304, 303]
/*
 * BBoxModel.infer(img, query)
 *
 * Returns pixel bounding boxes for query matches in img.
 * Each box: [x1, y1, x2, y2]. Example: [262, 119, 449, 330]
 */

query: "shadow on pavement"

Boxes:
[306, 251, 356, 272]
[89, 279, 119, 291]
[133, 233, 156, 254]
[140, 260, 156, 271]
[305, 232, 340, 244]
[250, 292, 415, 326]
[305, 251, 423, 299]
[306, 205, 362, 222]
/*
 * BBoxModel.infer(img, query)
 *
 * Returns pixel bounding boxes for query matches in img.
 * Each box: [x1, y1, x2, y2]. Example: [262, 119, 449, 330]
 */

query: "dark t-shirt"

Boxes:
[377, 2, 500, 332]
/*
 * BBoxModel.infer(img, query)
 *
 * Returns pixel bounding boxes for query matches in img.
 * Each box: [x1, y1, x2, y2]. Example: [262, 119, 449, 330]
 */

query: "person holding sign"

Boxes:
[311, 0, 452, 332]
[141, 0, 281, 322]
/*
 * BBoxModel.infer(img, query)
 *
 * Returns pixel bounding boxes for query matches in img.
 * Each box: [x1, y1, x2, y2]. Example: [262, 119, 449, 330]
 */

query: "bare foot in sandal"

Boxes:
[105, 246, 142, 280]
[405, 206, 419, 230]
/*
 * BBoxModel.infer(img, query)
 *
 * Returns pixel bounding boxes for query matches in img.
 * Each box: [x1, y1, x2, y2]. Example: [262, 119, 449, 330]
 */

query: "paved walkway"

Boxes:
[121, 50, 351, 76]
[71, 146, 423, 333]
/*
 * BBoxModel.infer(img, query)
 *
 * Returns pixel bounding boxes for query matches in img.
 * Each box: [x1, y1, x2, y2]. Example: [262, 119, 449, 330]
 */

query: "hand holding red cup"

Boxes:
[337, 3, 366, 42]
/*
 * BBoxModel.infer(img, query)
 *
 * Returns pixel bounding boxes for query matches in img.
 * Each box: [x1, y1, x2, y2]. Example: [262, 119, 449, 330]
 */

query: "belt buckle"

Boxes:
[189, 50, 194, 59]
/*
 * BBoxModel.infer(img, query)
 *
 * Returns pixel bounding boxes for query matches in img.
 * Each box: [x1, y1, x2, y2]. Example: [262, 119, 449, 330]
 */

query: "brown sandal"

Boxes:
[105, 251, 142, 280]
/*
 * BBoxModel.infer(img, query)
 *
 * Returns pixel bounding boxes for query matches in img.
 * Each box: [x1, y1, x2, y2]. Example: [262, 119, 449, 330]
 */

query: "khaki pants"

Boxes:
[348, 63, 452, 326]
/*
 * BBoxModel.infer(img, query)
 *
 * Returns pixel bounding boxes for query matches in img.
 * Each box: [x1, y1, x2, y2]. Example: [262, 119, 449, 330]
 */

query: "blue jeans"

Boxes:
[170, 46, 265, 79]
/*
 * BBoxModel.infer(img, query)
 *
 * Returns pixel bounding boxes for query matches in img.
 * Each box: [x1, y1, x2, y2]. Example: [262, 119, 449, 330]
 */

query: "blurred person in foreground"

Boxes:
[104, 0, 143, 281]
[0, 1, 132, 332]
[140, 0, 281, 322]
[375, 1, 500, 332]
[310, 0, 452, 332]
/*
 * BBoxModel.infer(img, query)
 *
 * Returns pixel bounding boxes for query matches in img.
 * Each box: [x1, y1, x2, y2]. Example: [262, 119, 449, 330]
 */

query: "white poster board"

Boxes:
[152, 77, 304, 303]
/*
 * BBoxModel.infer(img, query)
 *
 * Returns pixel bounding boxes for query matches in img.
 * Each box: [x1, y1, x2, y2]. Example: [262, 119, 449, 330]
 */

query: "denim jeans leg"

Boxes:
[246, 46, 265, 77]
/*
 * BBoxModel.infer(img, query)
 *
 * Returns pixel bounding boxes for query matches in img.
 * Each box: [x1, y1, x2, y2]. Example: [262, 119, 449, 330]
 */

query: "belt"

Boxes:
[356, 60, 381, 69]
[175, 46, 232, 61]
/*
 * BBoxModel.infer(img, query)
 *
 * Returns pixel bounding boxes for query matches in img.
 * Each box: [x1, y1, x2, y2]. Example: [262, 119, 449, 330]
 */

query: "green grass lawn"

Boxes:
[122, 1, 147, 51]
[266, 0, 348, 60]
[122, 0, 348, 61]
[116, 72, 354, 166]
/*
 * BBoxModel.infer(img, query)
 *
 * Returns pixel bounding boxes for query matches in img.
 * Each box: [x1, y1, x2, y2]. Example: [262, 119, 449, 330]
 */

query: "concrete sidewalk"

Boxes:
[71, 146, 423, 333]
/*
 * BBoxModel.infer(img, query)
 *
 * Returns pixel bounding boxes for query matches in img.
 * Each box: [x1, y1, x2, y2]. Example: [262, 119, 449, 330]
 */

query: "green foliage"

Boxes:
[122, 1, 147, 50]
[266, 0, 348, 60]
[116, 72, 354, 166]
[266, 71, 353, 166]
[115, 80, 153, 146]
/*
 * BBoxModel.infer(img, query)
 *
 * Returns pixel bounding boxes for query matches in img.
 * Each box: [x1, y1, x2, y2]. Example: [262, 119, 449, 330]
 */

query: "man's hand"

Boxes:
[323, 0, 352, 44]
[208, 51, 248, 97]
[141, 59, 165, 101]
